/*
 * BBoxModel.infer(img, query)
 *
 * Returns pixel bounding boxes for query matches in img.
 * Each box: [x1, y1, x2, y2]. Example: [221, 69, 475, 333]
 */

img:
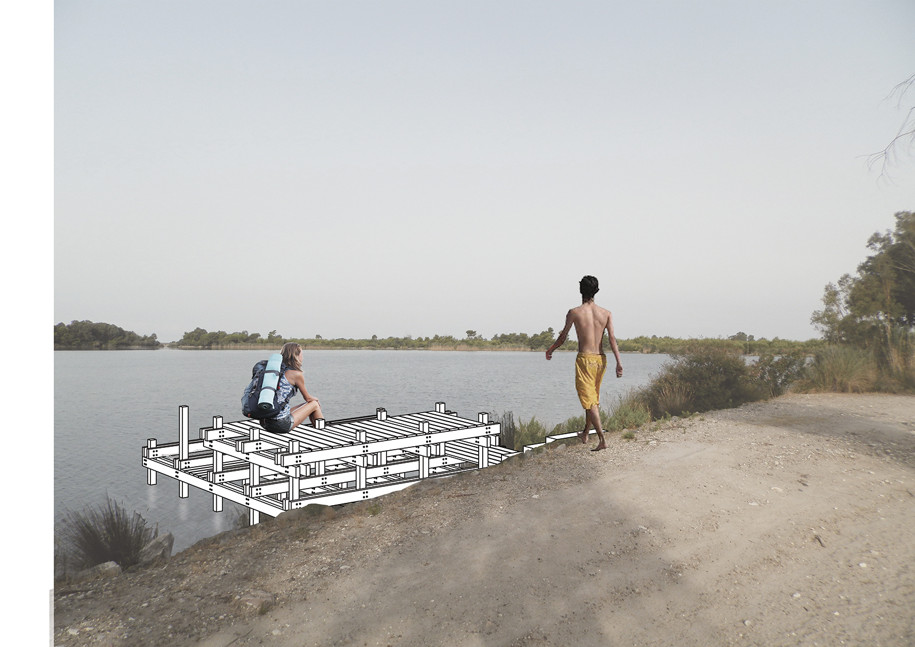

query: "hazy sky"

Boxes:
[54, 1, 915, 343]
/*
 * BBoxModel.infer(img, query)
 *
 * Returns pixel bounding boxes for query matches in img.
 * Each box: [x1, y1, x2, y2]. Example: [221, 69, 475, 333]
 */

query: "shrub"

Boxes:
[513, 416, 549, 450]
[604, 393, 651, 432]
[751, 352, 809, 397]
[800, 345, 877, 393]
[636, 346, 763, 417]
[59, 496, 157, 570]
[549, 413, 586, 438]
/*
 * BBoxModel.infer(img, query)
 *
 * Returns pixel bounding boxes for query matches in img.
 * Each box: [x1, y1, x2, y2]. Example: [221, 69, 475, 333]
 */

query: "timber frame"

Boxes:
[142, 403, 517, 525]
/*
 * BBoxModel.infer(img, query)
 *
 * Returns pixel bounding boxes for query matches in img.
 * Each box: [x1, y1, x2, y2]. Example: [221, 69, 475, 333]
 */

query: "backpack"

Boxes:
[241, 353, 286, 419]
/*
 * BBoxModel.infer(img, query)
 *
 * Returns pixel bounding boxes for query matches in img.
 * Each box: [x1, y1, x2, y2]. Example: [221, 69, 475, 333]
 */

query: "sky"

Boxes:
[52, 0, 915, 343]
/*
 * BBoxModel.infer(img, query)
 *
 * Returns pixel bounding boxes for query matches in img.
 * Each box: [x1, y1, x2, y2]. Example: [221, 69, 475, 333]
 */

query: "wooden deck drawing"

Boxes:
[142, 403, 518, 525]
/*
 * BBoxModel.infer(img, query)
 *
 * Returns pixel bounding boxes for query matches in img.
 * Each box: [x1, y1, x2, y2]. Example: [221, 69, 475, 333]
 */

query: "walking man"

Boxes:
[545, 275, 623, 451]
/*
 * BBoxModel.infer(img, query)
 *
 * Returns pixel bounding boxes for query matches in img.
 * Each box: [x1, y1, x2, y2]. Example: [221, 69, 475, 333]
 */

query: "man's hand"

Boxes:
[616, 363, 623, 378]
[545, 349, 553, 360]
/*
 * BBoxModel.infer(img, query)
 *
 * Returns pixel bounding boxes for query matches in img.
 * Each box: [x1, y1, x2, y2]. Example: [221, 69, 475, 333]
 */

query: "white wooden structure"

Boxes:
[142, 403, 517, 525]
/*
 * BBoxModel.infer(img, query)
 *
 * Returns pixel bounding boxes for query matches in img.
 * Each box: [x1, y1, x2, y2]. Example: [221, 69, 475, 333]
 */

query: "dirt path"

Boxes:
[54, 393, 915, 646]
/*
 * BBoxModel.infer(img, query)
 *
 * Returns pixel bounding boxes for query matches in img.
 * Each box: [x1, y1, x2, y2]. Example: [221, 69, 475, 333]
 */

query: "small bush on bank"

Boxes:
[636, 346, 763, 417]
[752, 352, 809, 397]
[514, 416, 549, 450]
[603, 393, 652, 432]
[59, 496, 157, 570]
[549, 413, 586, 438]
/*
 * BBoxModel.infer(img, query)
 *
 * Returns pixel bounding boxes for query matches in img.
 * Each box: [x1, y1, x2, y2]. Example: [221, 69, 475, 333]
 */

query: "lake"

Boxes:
[54, 349, 670, 552]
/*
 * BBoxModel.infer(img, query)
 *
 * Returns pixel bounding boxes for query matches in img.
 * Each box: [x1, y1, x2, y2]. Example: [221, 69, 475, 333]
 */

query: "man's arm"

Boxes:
[545, 310, 574, 360]
[605, 311, 623, 377]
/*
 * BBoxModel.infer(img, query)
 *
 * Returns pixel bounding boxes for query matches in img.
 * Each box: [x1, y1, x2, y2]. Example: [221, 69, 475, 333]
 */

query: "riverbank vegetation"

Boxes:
[497, 344, 808, 450]
[53, 320, 161, 350]
[808, 211, 915, 392]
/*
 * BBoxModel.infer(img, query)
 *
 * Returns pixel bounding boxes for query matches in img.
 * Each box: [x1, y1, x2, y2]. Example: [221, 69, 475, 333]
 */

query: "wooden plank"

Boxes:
[203, 438, 301, 477]
[276, 424, 499, 466]
[142, 457, 283, 516]
[146, 438, 207, 459]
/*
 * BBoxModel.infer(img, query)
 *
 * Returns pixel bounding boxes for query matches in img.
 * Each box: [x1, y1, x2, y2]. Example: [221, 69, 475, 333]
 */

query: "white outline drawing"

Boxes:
[142, 403, 518, 525]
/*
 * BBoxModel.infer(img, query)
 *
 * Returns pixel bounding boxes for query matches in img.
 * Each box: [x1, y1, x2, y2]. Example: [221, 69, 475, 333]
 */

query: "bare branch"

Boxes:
[866, 74, 915, 179]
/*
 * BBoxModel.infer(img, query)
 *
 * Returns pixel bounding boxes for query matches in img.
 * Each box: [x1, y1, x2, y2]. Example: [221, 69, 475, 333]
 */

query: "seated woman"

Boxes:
[261, 342, 325, 433]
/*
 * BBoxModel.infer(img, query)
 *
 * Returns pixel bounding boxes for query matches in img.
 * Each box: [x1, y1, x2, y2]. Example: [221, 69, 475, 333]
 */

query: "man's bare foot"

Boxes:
[590, 442, 607, 452]
[577, 430, 588, 444]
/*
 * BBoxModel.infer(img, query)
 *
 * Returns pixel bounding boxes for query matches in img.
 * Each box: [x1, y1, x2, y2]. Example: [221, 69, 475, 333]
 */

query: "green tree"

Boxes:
[529, 328, 555, 350]
[812, 212, 915, 346]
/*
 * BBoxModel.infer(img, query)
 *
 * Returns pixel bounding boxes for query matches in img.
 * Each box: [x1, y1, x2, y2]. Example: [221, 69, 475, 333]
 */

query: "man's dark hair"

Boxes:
[580, 275, 599, 300]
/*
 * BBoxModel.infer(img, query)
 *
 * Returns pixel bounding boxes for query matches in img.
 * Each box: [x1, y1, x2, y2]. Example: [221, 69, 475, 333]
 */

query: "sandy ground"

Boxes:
[54, 393, 915, 646]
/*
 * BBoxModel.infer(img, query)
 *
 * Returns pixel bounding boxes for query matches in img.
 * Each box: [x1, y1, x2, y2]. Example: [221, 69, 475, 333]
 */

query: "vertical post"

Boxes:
[435, 402, 446, 413]
[419, 420, 430, 434]
[247, 417, 260, 524]
[355, 455, 367, 489]
[478, 444, 490, 468]
[478, 412, 489, 424]
[146, 439, 157, 485]
[315, 418, 325, 430]
[212, 416, 223, 512]
[417, 446, 430, 478]
[248, 460, 260, 526]
[178, 406, 189, 498]
[315, 460, 325, 476]
[288, 440, 300, 502]
[376, 408, 387, 421]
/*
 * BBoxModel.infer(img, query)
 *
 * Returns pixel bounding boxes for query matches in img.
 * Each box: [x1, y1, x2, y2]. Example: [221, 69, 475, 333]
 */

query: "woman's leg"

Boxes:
[290, 401, 324, 429]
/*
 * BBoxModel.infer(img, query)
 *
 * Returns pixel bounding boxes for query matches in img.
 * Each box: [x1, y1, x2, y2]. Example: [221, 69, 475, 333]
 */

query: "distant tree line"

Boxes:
[172, 327, 570, 351]
[171, 327, 820, 355]
[617, 335, 821, 356]
[54, 320, 161, 350]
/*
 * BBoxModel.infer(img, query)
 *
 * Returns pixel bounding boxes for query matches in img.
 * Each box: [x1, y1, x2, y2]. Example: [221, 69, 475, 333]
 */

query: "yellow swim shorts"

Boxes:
[575, 353, 607, 410]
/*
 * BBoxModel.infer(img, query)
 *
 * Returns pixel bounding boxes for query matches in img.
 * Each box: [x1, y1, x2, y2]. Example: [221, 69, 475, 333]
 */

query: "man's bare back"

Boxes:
[545, 301, 623, 378]
[568, 302, 612, 355]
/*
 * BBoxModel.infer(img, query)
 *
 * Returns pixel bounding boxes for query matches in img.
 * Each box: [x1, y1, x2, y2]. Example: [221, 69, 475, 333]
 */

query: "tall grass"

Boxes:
[799, 345, 877, 393]
[58, 495, 157, 571]
[873, 326, 915, 392]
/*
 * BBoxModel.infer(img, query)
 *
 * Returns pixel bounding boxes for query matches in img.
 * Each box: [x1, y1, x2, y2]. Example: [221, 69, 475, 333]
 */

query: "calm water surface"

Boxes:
[54, 349, 670, 551]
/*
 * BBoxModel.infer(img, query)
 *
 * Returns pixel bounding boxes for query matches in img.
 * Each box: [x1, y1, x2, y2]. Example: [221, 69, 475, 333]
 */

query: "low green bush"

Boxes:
[751, 352, 809, 397]
[514, 416, 549, 450]
[636, 346, 763, 417]
[603, 393, 651, 432]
